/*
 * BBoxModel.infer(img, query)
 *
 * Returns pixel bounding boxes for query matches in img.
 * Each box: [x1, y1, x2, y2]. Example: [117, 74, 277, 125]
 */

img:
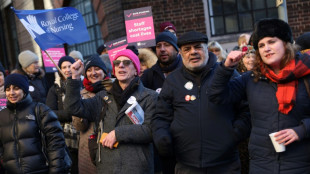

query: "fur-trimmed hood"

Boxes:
[11, 67, 45, 79]
[138, 48, 158, 68]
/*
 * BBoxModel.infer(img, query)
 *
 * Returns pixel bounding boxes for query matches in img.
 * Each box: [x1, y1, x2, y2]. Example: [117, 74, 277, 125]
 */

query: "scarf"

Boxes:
[261, 55, 310, 114]
[160, 55, 181, 73]
[110, 77, 140, 110]
[83, 77, 112, 93]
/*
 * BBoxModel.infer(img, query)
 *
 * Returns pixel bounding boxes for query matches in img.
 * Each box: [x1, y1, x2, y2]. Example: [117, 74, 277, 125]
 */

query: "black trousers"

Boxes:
[175, 159, 241, 174]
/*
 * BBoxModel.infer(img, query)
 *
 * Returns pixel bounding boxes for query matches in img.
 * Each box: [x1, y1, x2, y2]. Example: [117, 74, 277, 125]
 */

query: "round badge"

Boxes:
[190, 95, 196, 101]
[185, 95, 191, 101]
[127, 96, 136, 104]
[155, 88, 162, 94]
[29, 86, 35, 92]
[184, 81, 193, 90]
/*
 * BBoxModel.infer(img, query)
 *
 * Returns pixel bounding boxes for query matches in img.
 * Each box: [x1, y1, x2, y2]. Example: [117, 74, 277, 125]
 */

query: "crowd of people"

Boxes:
[0, 18, 310, 174]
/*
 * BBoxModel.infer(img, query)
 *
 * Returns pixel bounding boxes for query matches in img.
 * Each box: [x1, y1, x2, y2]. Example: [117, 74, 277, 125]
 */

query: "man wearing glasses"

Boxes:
[152, 31, 251, 174]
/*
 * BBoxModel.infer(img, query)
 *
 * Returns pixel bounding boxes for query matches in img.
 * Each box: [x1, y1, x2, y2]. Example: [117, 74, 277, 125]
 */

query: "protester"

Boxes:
[160, 21, 177, 36]
[141, 31, 182, 93]
[99, 54, 113, 77]
[138, 48, 157, 77]
[208, 18, 310, 173]
[0, 73, 71, 173]
[296, 32, 310, 55]
[73, 54, 112, 174]
[12, 50, 49, 103]
[208, 41, 227, 62]
[237, 45, 256, 73]
[0, 62, 5, 99]
[64, 49, 157, 173]
[152, 31, 251, 174]
[233, 33, 251, 50]
[69, 50, 84, 62]
[97, 44, 108, 55]
[46, 56, 79, 173]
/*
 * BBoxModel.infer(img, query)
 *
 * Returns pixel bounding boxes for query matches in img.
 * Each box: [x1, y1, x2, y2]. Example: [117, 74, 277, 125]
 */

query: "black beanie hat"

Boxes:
[58, 56, 75, 68]
[177, 31, 208, 47]
[296, 32, 310, 51]
[126, 45, 139, 56]
[4, 74, 29, 96]
[84, 54, 109, 77]
[97, 44, 107, 55]
[156, 31, 179, 51]
[252, 18, 293, 50]
[0, 62, 5, 77]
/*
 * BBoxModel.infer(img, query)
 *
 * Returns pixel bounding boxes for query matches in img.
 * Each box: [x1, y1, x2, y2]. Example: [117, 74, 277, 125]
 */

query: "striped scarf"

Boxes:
[261, 54, 310, 114]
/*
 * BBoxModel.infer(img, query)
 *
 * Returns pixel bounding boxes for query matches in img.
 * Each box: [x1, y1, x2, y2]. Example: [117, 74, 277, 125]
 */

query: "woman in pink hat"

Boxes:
[64, 49, 157, 174]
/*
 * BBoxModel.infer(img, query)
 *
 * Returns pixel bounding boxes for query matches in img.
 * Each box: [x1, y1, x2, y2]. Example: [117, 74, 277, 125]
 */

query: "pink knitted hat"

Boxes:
[113, 49, 140, 75]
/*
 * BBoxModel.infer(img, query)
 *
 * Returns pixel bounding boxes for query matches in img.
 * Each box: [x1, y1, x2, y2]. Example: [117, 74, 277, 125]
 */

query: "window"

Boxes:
[68, 0, 104, 58]
[208, 0, 278, 36]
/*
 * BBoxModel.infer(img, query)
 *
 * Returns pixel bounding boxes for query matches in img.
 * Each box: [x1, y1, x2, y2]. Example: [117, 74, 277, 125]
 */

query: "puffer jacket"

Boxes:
[64, 78, 157, 174]
[0, 94, 68, 174]
[208, 54, 310, 174]
[152, 53, 251, 168]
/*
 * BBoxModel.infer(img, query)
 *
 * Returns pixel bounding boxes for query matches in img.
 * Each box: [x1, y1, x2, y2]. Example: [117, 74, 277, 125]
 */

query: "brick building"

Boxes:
[0, 0, 309, 71]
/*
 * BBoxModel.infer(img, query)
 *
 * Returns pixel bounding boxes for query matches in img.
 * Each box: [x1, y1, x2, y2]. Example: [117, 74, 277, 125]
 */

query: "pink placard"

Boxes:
[0, 99, 6, 107]
[124, 6, 155, 48]
[41, 47, 66, 72]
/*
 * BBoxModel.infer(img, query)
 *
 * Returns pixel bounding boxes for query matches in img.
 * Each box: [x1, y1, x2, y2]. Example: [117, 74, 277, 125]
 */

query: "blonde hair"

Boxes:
[208, 41, 227, 62]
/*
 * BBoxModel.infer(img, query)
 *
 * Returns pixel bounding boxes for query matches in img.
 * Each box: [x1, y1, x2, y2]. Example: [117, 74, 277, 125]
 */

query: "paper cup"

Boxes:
[269, 132, 286, 153]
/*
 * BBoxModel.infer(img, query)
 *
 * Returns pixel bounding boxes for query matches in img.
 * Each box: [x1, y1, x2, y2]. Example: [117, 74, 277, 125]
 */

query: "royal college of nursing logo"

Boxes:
[20, 15, 46, 39]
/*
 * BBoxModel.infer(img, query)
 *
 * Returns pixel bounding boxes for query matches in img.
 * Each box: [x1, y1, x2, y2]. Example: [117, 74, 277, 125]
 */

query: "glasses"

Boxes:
[113, 59, 132, 67]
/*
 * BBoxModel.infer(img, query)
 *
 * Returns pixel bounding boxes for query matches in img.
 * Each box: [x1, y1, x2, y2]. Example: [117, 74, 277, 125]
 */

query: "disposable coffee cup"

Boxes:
[269, 132, 286, 153]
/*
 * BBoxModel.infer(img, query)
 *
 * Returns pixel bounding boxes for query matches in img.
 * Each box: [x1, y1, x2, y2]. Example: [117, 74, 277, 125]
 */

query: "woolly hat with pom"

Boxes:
[113, 49, 140, 75]
[252, 18, 293, 50]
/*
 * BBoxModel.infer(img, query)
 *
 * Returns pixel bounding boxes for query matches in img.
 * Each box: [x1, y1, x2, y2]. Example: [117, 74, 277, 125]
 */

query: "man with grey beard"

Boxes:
[152, 31, 251, 174]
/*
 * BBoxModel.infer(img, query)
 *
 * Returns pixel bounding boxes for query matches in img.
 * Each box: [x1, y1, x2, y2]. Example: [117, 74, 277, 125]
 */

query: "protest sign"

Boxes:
[106, 37, 128, 61]
[0, 99, 7, 111]
[41, 46, 66, 73]
[124, 6, 155, 48]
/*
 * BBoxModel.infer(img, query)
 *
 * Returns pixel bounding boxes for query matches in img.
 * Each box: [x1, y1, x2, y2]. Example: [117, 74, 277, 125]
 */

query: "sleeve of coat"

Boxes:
[38, 104, 68, 174]
[115, 90, 157, 144]
[46, 86, 71, 122]
[151, 80, 175, 157]
[208, 62, 248, 104]
[64, 78, 104, 122]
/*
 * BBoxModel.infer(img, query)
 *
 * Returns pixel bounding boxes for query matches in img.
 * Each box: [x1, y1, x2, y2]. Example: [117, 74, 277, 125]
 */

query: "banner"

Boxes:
[41, 46, 66, 72]
[12, 7, 90, 50]
[106, 37, 128, 61]
[124, 6, 155, 49]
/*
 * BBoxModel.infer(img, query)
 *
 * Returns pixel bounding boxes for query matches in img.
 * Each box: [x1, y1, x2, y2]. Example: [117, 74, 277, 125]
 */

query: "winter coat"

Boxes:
[46, 74, 79, 149]
[12, 68, 49, 103]
[141, 55, 182, 91]
[0, 94, 69, 174]
[64, 78, 157, 174]
[208, 55, 310, 174]
[152, 52, 251, 168]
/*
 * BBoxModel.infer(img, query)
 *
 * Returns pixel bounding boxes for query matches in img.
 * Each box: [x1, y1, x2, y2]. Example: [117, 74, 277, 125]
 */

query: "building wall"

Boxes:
[287, 0, 310, 39]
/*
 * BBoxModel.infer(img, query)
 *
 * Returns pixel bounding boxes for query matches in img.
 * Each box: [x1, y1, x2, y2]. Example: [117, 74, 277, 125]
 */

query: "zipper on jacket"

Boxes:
[198, 85, 203, 167]
[13, 109, 23, 172]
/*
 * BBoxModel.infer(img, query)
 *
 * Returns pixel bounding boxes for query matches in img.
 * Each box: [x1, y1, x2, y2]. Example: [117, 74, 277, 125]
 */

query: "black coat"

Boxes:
[152, 53, 251, 168]
[0, 95, 68, 174]
[208, 55, 310, 174]
[141, 55, 183, 91]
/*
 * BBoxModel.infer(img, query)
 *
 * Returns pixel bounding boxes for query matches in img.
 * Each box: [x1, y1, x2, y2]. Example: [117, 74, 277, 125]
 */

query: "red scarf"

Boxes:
[261, 56, 310, 114]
